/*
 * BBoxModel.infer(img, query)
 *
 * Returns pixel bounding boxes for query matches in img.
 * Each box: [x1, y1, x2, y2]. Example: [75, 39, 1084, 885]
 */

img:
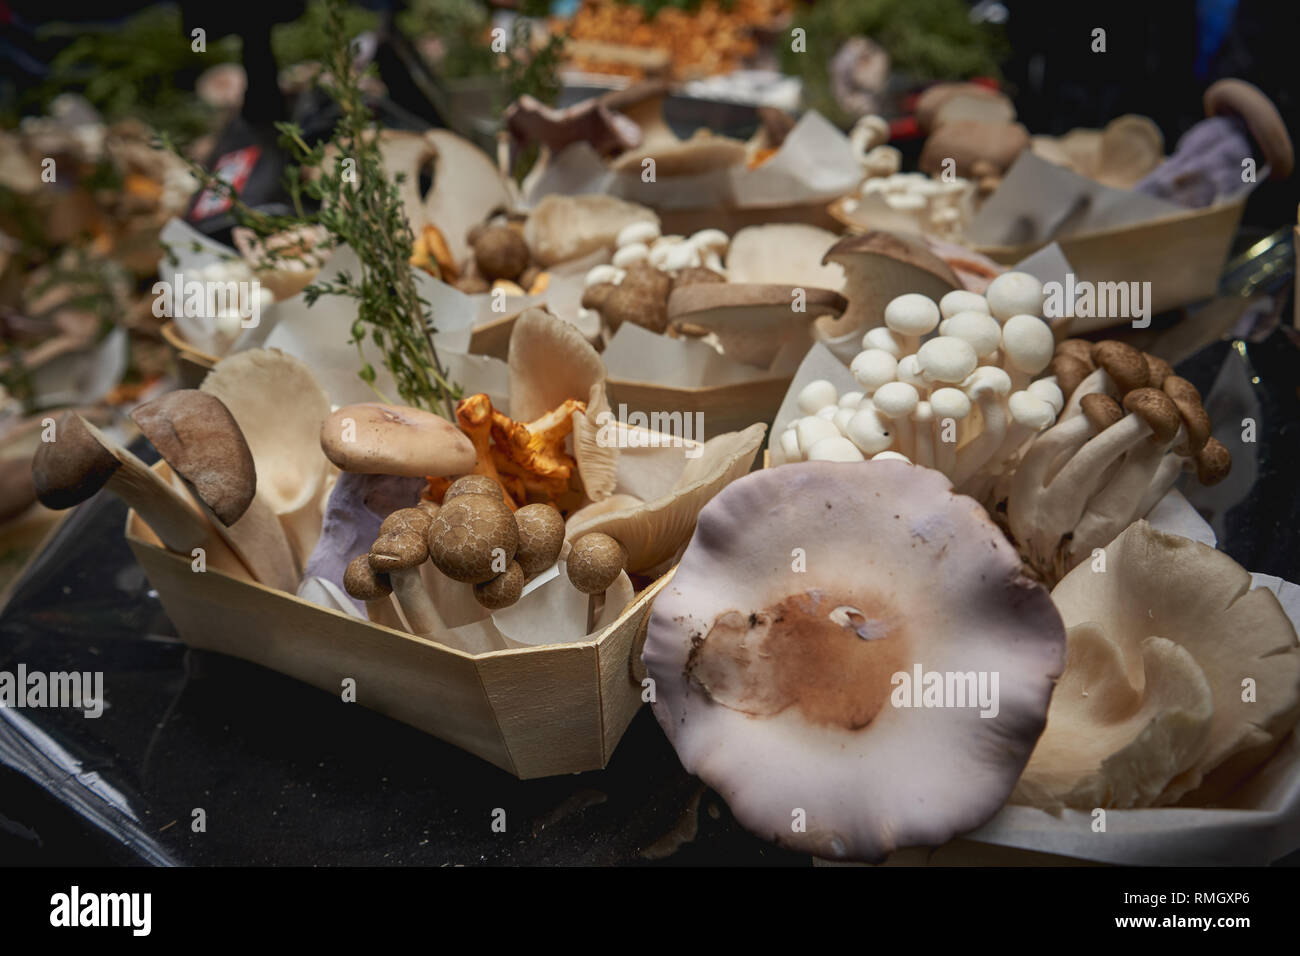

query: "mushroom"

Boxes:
[370, 517, 445, 637]
[920, 120, 1029, 180]
[1015, 521, 1300, 808]
[343, 553, 402, 629]
[199, 348, 333, 568]
[523, 194, 659, 267]
[320, 403, 476, 478]
[130, 390, 298, 592]
[821, 232, 959, 340]
[514, 503, 565, 575]
[472, 225, 530, 282]
[426, 493, 519, 583]
[643, 460, 1065, 861]
[566, 532, 627, 594]
[475, 561, 526, 609]
[443, 474, 509, 504]
[33, 412, 214, 555]
[724, 224, 844, 290]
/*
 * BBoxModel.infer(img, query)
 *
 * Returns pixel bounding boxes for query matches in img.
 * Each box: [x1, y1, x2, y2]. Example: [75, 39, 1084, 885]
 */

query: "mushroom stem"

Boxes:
[1137, 453, 1193, 517]
[1059, 367, 1114, 420]
[183, 489, 300, 593]
[911, 403, 935, 469]
[1067, 435, 1170, 566]
[106, 454, 212, 553]
[951, 372, 1011, 486]
[391, 567, 447, 636]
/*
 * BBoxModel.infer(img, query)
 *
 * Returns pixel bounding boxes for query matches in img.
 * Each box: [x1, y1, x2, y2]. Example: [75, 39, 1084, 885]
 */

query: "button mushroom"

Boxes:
[643, 461, 1065, 861]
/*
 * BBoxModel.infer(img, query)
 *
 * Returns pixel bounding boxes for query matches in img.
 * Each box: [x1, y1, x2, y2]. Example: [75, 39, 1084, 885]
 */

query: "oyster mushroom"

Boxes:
[643, 461, 1065, 861]
[1016, 521, 1300, 808]
[131, 390, 298, 593]
[320, 403, 476, 478]
[199, 349, 333, 567]
[821, 232, 959, 340]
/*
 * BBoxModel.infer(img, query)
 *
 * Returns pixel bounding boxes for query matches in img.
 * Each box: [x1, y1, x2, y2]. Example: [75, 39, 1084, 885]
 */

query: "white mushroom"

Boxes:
[872, 381, 919, 458]
[1000, 313, 1055, 389]
[797, 379, 839, 415]
[808, 436, 866, 462]
[917, 336, 978, 386]
[985, 271, 1044, 323]
[849, 349, 899, 394]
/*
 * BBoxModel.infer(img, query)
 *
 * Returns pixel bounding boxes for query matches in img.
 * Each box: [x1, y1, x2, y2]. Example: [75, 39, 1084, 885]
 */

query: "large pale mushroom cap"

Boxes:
[320, 403, 476, 478]
[1021, 521, 1300, 808]
[644, 460, 1065, 861]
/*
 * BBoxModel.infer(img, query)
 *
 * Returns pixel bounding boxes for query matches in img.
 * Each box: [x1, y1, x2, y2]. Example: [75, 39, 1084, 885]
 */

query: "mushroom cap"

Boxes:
[1049, 354, 1093, 398]
[1000, 314, 1055, 374]
[1091, 341, 1149, 394]
[643, 461, 1065, 861]
[474, 561, 526, 609]
[1122, 387, 1182, 443]
[369, 527, 429, 573]
[797, 379, 839, 415]
[938, 290, 988, 320]
[427, 493, 519, 583]
[473, 225, 530, 281]
[929, 387, 972, 420]
[32, 412, 122, 510]
[1161, 375, 1211, 453]
[567, 532, 627, 594]
[883, 293, 941, 337]
[940, 310, 1002, 358]
[130, 390, 256, 527]
[872, 381, 920, 418]
[917, 336, 978, 384]
[514, 503, 565, 575]
[320, 403, 477, 478]
[849, 349, 899, 393]
[379, 506, 434, 539]
[344, 553, 392, 601]
[1195, 437, 1232, 485]
[1056, 339, 1096, 368]
[1026, 378, 1065, 414]
[862, 326, 904, 357]
[1080, 393, 1124, 432]
[1007, 391, 1056, 429]
[1144, 353, 1174, 389]
[444, 474, 508, 504]
[985, 271, 1043, 322]
[808, 436, 865, 462]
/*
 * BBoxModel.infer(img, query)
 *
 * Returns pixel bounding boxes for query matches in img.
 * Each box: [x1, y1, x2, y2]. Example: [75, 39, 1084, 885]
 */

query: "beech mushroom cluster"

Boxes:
[1003, 338, 1231, 583]
[777, 274, 1061, 496]
[580, 221, 729, 336]
[844, 172, 976, 241]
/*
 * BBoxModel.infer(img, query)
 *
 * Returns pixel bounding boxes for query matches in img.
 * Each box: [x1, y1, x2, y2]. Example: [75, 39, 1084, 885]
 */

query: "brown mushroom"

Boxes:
[514, 503, 565, 575]
[1091, 340, 1149, 394]
[321, 403, 476, 478]
[474, 561, 526, 610]
[370, 527, 444, 636]
[566, 532, 627, 594]
[473, 225, 530, 282]
[427, 493, 518, 583]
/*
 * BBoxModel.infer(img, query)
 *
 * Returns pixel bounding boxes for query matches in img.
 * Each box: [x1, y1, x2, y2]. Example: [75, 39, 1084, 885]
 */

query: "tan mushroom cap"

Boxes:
[474, 561, 526, 609]
[1161, 376, 1211, 453]
[427, 494, 519, 583]
[514, 503, 565, 575]
[130, 390, 256, 527]
[1195, 437, 1232, 485]
[444, 474, 508, 504]
[344, 553, 392, 601]
[320, 403, 476, 478]
[1092, 341, 1149, 394]
[1050, 353, 1093, 399]
[32, 412, 122, 509]
[567, 532, 627, 594]
[1056, 339, 1096, 368]
[379, 506, 434, 539]
[369, 528, 429, 573]
[1081, 392, 1124, 432]
[1144, 353, 1174, 389]
[1122, 388, 1182, 443]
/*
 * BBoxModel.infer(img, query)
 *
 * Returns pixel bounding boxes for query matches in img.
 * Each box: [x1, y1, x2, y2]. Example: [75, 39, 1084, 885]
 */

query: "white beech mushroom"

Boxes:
[984, 270, 1044, 323]
[643, 461, 1065, 861]
[131, 390, 298, 592]
[1015, 522, 1300, 808]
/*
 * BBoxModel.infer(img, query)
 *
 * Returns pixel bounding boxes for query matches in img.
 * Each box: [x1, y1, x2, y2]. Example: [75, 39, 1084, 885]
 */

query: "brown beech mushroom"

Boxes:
[370, 523, 444, 636]
[427, 493, 518, 583]
[566, 532, 627, 594]
[33, 412, 212, 554]
[920, 120, 1030, 180]
[513, 503, 565, 575]
[343, 553, 396, 623]
[443, 474, 509, 504]
[474, 561, 525, 610]
[131, 390, 299, 593]
[321, 403, 476, 477]
[644, 461, 1065, 861]
[473, 225, 529, 282]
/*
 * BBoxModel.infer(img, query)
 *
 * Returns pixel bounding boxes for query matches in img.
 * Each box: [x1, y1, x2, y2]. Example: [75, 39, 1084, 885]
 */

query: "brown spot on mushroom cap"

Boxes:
[379, 506, 434, 538]
[1144, 353, 1174, 389]
[687, 593, 907, 730]
[444, 474, 508, 504]
[1092, 340, 1149, 394]
[130, 390, 256, 527]
[1161, 375, 1211, 453]
[369, 528, 429, 573]
[514, 503, 565, 575]
[344, 553, 392, 601]
[1050, 354, 1093, 398]
[1081, 392, 1124, 432]
[473, 225, 529, 281]
[1123, 388, 1182, 443]
[1056, 339, 1096, 369]
[321, 403, 476, 478]
[32, 412, 122, 509]
[567, 532, 626, 594]
[1195, 437, 1232, 485]
[474, 561, 525, 609]
[427, 494, 518, 583]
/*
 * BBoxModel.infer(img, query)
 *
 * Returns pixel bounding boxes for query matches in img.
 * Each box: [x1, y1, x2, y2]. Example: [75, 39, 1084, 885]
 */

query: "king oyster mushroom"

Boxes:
[1015, 521, 1300, 809]
[644, 460, 1065, 861]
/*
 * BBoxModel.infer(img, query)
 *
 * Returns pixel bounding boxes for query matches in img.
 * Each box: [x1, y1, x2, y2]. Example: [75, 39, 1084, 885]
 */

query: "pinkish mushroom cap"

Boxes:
[643, 460, 1065, 861]
[320, 403, 476, 478]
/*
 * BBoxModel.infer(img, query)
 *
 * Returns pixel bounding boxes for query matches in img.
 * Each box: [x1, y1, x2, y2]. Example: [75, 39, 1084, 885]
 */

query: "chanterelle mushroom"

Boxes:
[643, 460, 1065, 861]
[1015, 521, 1300, 808]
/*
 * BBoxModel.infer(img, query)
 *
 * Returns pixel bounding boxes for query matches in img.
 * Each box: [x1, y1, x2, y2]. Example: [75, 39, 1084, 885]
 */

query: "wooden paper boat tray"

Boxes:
[124, 467, 670, 780]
